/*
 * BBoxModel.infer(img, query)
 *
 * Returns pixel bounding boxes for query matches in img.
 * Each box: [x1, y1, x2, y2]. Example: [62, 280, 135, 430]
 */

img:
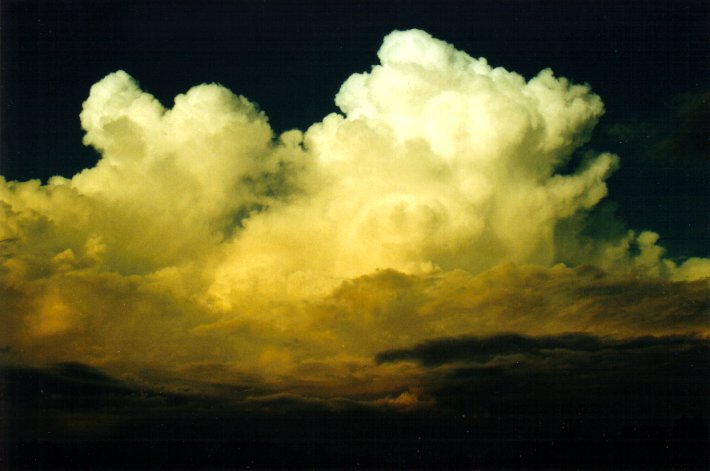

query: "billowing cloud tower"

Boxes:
[0, 30, 708, 393]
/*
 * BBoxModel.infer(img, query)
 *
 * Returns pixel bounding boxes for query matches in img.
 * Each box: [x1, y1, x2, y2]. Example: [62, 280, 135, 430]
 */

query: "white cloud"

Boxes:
[0, 29, 707, 390]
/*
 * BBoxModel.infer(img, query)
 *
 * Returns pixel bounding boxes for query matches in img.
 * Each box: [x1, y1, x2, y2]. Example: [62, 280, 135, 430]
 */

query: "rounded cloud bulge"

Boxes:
[0, 29, 707, 387]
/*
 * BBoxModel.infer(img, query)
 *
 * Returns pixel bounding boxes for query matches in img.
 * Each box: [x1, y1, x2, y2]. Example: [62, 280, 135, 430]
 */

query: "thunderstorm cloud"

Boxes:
[1, 29, 708, 402]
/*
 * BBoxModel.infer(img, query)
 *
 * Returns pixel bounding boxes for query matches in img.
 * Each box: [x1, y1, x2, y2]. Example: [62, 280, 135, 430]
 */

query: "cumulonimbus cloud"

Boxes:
[0, 30, 707, 394]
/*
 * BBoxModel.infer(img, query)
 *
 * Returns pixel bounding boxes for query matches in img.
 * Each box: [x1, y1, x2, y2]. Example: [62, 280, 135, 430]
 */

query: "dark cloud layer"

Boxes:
[377, 332, 710, 430]
[376, 331, 710, 366]
[3, 332, 710, 468]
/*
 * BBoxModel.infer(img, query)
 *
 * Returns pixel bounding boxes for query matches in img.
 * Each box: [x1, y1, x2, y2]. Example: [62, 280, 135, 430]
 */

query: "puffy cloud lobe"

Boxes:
[293, 30, 616, 278]
[0, 29, 708, 391]
[337, 31, 602, 167]
[1, 70, 303, 278]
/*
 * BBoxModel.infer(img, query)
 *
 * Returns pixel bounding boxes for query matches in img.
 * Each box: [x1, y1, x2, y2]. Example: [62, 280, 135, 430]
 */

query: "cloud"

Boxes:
[0, 29, 708, 396]
[322, 265, 709, 355]
[4, 350, 709, 468]
[277, 29, 616, 277]
[375, 331, 710, 366]
[374, 332, 710, 438]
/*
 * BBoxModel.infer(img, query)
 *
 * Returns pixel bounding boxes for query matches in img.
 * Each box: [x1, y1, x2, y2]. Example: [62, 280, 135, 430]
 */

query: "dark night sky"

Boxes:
[2, 0, 708, 257]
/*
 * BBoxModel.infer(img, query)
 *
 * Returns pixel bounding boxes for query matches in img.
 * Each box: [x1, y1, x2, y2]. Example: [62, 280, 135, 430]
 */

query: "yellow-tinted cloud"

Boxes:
[0, 30, 707, 396]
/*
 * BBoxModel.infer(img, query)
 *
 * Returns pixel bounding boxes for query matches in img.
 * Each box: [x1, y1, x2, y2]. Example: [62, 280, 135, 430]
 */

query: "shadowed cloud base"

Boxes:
[3, 332, 709, 468]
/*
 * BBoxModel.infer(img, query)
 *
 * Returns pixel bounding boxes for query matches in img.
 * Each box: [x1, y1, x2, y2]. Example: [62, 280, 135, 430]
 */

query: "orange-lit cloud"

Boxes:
[0, 30, 707, 399]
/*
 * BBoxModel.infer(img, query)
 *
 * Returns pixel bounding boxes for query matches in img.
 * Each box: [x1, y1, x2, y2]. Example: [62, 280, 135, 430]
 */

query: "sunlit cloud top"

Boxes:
[0, 30, 707, 394]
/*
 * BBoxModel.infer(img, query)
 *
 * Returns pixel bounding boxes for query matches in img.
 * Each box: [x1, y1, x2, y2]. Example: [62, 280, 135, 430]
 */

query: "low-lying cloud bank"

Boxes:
[1, 29, 708, 406]
[4, 332, 709, 467]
